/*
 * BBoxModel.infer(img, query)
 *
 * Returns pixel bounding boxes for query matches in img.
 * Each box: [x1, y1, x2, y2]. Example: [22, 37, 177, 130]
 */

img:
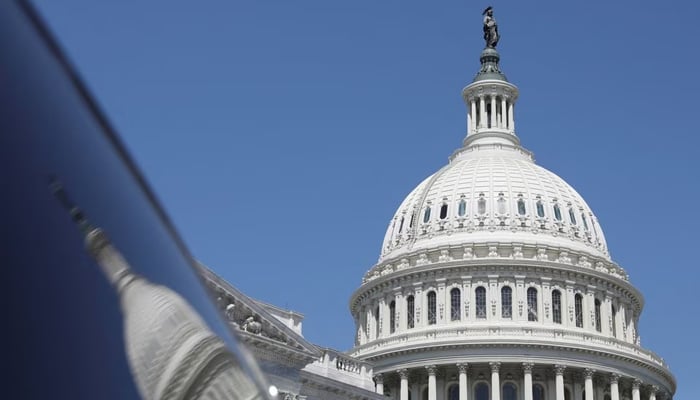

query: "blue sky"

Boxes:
[33, 1, 698, 398]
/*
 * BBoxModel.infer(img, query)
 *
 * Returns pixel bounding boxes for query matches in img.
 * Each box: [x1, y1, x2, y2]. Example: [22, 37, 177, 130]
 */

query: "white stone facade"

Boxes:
[349, 47, 675, 400]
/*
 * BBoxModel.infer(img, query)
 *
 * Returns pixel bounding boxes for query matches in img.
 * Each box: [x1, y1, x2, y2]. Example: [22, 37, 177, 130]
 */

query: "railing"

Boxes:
[302, 348, 375, 391]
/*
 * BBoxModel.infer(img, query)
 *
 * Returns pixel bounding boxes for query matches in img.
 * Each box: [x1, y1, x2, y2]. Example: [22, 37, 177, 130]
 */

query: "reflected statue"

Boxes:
[482, 6, 499, 48]
[51, 180, 265, 400]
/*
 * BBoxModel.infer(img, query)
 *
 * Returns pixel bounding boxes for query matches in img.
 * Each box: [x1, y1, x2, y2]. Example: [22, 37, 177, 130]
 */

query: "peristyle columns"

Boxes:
[554, 365, 566, 400]
[457, 363, 468, 400]
[584, 369, 595, 400]
[523, 363, 534, 400]
[398, 369, 409, 400]
[427, 365, 437, 400]
[490, 362, 501, 400]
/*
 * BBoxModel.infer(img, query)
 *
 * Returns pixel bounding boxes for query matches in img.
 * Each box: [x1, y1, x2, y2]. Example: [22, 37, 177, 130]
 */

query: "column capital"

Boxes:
[426, 365, 438, 376]
[609, 373, 621, 384]
[489, 362, 501, 373]
[374, 373, 384, 384]
[632, 379, 642, 390]
[397, 369, 409, 379]
[522, 362, 534, 373]
[553, 364, 566, 375]
[650, 385, 660, 394]
[583, 368, 596, 379]
[456, 363, 469, 373]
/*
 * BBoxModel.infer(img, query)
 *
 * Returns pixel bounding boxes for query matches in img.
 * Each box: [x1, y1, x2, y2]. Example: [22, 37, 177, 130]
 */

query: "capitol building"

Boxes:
[201, 22, 676, 400]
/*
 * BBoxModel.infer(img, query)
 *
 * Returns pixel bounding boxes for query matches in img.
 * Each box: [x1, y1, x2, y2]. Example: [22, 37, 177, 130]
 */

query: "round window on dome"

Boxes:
[440, 203, 448, 220]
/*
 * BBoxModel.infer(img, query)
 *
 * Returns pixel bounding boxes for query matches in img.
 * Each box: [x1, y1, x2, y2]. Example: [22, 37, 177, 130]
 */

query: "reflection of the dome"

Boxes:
[52, 180, 265, 400]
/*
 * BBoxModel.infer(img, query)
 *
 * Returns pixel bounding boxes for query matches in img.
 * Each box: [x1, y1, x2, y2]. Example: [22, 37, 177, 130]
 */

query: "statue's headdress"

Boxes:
[482, 6, 493, 15]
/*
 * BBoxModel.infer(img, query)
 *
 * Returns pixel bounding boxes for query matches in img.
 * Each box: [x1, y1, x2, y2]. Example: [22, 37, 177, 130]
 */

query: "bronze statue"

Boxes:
[483, 6, 499, 48]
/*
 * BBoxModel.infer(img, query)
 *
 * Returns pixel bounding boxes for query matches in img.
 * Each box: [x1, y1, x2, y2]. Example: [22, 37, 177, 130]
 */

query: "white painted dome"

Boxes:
[380, 143, 609, 263]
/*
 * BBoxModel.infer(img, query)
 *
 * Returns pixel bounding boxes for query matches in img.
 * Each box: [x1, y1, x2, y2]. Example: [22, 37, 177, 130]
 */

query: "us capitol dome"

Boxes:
[347, 17, 676, 400]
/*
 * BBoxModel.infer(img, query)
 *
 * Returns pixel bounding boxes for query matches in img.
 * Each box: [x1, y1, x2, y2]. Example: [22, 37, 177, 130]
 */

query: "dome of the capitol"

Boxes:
[349, 14, 675, 399]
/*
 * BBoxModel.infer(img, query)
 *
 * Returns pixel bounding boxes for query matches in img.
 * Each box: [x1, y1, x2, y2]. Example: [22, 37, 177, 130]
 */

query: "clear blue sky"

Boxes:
[32, 1, 698, 398]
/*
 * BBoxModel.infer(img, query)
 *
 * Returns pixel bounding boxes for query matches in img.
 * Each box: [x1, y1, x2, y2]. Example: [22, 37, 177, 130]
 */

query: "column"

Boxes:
[565, 282, 575, 328]
[610, 374, 620, 400]
[554, 365, 566, 400]
[500, 97, 507, 128]
[490, 95, 497, 128]
[437, 279, 447, 324]
[398, 369, 409, 400]
[395, 289, 405, 334]
[507, 102, 514, 131]
[479, 96, 486, 128]
[632, 380, 641, 400]
[542, 278, 552, 324]
[378, 298, 387, 338]
[457, 364, 468, 400]
[603, 294, 613, 336]
[490, 362, 501, 400]
[585, 286, 596, 332]
[523, 363, 534, 400]
[583, 369, 595, 400]
[471, 100, 477, 133]
[467, 104, 472, 135]
[427, 365, 437, 400]
[649, 385, 659, 400]
[375, 374, 384, 395]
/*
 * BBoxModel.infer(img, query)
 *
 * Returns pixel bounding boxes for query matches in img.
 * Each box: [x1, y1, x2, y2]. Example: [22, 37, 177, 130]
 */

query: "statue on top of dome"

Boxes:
[482, 6, 499, 48]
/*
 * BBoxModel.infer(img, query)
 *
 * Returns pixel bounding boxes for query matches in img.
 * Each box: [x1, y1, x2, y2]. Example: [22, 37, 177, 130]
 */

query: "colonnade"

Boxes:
[357, 279, 637, 346]
[372, 363, 667, 400]
[466, 94, 514, 134]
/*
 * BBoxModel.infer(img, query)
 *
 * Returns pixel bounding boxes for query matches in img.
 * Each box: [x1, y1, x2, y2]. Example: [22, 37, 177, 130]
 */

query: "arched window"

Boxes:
[575, 294, 584, 328]
[398, 216, 405, 233]
[565, 388, 572, 400]
[423, 206, 432, 223]
[475, 382, 489, 400]
[581, 212, 589, 230]
[552, 289, 562, 324]
[501, 286, 512, 318]
[422, 387, 429, 400]
[517, 198, 526, 215]
[536, 200, 545, 218]
[569, 207, 577, 225]
[595, 299, 602, 332]
[440, 203, 448, 220]
[503, 383, 517, 400]
[448, 384, 459, 400]
[458, 198, 467, 216]
[612, 305, 617, 337]
[527, 287, 538, 321]
[450, 288, 461, 321]
[497, 194, 507, 214]
[478, 195, 486, 215]
[374, 306, 380, 338]
[533, 384, 545, 400]
[407, 295, 415, 329]
[427, 291, 437, 325]
[409, 212, 415, 228]
[389, 301, 396, 334]
[553, 203, 562, 221]
[476, 287, 487, 319]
